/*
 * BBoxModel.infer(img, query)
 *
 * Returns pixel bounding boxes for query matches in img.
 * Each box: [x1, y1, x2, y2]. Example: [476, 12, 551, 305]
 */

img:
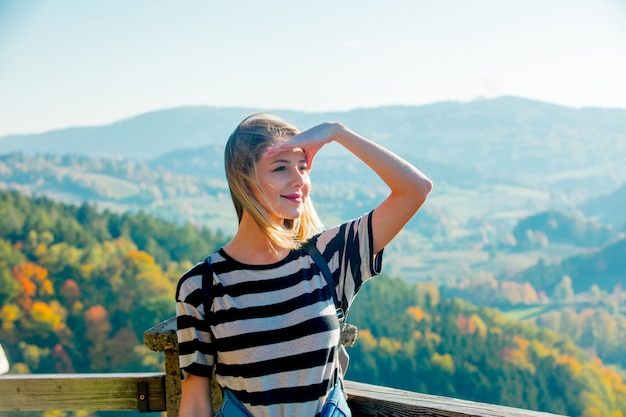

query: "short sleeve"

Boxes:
[175, 265, 215, 379]
[313, 211, 384, 311]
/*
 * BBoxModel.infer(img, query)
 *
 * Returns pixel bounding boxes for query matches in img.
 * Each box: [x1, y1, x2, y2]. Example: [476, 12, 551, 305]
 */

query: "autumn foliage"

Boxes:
[1, 190, 625, 417]
[0, 189, 226, 375]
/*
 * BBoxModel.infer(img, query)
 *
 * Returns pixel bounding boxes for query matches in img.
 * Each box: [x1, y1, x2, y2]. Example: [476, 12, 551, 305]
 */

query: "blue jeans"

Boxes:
[215, 388, 253, 417]
[321, 380, 351, 417]
[215, 381, 351, 417]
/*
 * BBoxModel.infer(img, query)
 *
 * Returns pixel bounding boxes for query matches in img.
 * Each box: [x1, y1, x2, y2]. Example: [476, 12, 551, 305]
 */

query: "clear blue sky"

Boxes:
[1, 0, 625, 136]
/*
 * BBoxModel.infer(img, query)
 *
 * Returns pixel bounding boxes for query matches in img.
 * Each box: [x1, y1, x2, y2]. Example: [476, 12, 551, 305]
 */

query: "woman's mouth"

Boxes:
[282, 193, 303, 203]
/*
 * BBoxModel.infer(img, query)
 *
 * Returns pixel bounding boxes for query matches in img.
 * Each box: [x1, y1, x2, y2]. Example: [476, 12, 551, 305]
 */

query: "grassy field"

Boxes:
[384, 240, 585, 285]
[503, 305, 555, 321]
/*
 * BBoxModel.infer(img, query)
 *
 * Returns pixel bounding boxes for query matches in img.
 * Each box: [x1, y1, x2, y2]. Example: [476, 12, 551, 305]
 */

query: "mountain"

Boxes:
[2, 96, 626, 280]
[512, 210, 618, 248]
[579, 182, 626, 230]
[0, 107, 261, 158]
[2, 96, 626, 195]
[507, 235, 626, 294]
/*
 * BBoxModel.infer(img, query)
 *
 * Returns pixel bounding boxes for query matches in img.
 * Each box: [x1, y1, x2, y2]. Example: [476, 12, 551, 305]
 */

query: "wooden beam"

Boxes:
[0, 372, 570, 417]
[345, 380, 568, 417]
[0, 373, 166, 412]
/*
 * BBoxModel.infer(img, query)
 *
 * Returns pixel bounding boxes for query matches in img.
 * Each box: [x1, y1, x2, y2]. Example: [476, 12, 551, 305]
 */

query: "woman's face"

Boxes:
[252, 146, 310, 224]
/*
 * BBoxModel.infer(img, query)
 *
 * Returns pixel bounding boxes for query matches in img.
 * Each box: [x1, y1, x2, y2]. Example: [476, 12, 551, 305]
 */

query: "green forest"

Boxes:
[0, 190, 226, 374]
[1, 189, 626, 417]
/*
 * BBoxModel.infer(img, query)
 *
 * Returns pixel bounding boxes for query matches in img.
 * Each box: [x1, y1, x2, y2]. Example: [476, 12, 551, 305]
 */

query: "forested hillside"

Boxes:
[1, 190, 625, 417]
[441, 209, 626, 373]
[2, 98, 626, 283]
[580, 182, 626, 229]
[348, 276, 626, 417]
[0, 190, 227, 374]
[509, 236, 626, 294]
[512, 210, 618, 248]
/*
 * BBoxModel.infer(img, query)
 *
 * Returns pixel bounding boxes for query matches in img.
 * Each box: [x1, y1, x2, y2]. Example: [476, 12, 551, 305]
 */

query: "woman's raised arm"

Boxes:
[266, 122, 433, 253]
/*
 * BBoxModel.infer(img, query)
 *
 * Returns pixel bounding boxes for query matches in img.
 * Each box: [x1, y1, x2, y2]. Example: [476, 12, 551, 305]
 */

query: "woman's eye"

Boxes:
[273, 166, 287, 172]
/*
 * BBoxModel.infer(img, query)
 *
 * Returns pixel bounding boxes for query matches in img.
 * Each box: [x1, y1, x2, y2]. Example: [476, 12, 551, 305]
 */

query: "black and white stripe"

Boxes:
[175, 212, 382, 417]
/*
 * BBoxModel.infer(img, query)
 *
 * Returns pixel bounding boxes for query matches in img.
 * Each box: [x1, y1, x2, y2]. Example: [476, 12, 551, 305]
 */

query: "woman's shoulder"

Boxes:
[175, 259, 208, 301]
[315, 211, 374, 244]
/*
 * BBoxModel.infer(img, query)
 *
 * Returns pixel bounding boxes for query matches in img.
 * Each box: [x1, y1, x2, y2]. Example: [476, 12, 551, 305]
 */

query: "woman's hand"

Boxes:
[264, 122, 344, 169]
[268, 119, 432, 253]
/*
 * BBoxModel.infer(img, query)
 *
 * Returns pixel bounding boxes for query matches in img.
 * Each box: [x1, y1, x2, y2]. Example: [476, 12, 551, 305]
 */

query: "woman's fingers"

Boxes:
[263, 123, 336, 168]
[263, 142, 321, 168]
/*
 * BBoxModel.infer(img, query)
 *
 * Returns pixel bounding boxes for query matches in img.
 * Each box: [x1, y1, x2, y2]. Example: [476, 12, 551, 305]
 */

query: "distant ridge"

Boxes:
[2, 96, 626, 279]
[2, 96, 626, 160]
[0, 107, 262, 158]
[2, 95, 626, 211]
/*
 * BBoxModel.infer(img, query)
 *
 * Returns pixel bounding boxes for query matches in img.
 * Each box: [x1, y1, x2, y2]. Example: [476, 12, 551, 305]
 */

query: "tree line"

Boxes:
[348, 276, 626, 417]
[1, 189, 625, 417]
[0, 189, 227, 376]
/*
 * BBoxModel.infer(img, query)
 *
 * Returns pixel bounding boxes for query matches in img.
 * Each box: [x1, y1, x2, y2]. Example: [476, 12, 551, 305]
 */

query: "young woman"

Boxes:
[176, 114, 432, 417]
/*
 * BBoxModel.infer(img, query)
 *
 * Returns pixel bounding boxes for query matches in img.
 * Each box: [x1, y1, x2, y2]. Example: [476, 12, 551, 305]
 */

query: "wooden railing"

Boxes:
[0, 317, 568, 417]
[0, 372, 166, 412]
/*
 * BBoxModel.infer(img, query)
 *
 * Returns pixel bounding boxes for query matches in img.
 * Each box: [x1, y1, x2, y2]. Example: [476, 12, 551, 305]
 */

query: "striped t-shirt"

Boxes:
[175, 212, 382, 417]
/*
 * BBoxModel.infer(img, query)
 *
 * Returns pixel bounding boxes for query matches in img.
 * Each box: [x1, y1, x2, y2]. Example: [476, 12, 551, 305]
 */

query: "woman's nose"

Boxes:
[291, 168, 306, 187]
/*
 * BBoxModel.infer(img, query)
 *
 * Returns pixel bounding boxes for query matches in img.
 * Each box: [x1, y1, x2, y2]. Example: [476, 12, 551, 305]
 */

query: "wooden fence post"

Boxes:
[144, 317, 222, 416]
[144, 317, 181, 417]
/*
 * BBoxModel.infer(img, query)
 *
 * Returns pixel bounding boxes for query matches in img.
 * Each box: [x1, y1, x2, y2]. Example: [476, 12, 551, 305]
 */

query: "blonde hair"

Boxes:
[224, 113, 324, 249]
